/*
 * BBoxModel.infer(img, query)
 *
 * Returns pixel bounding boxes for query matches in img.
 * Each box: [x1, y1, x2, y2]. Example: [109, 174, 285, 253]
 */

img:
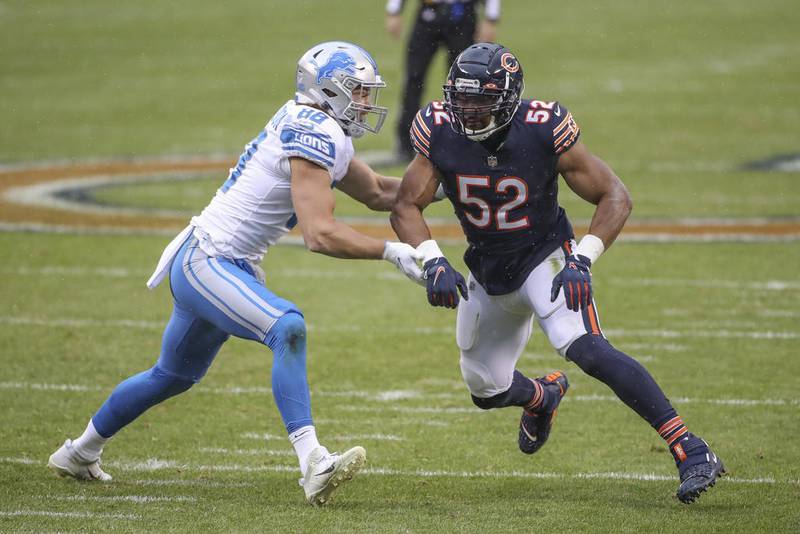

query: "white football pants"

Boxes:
[457, 241, 603, 398]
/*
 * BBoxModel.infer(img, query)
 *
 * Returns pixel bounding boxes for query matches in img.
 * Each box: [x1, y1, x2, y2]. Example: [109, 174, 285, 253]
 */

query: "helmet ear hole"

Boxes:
[322, 88, 337, 98]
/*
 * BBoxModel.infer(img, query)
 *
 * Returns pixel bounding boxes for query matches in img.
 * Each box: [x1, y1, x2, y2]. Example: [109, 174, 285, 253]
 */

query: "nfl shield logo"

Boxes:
[487, 155, 498, 167]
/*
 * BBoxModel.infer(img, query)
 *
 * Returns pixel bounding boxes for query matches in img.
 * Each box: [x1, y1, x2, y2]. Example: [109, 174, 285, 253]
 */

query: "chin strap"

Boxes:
[465, 118, 498, 141]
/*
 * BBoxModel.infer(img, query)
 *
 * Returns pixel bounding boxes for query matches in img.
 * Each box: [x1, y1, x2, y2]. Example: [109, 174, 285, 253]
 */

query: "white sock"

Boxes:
[289, 425, 324, 474]
[71, 420, 109, 462]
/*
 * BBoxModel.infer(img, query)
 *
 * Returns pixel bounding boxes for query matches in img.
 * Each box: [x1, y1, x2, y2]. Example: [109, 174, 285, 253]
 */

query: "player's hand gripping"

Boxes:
[383, 241, 425, 285]
[417, 240, 468, 309]
[550, 254, 593, 311]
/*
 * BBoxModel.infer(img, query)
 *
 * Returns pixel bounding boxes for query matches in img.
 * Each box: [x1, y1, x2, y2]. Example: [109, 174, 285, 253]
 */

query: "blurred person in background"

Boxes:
[386, 0, 501, 162]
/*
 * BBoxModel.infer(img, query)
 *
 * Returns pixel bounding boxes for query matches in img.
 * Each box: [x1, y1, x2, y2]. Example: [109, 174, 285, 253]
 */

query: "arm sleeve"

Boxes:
[386, 0, 405, 15]
[409, 104, 435, 160]
[483, 0, 501, 21]
[549, 102, 581, 155]
[280, 120, 338, 172]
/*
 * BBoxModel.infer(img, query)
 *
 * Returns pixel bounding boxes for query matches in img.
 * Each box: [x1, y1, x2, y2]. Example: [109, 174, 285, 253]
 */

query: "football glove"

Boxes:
[550, 254, 593, 312]
[424, 257, 468, 309]
[383, 241, 425, 285]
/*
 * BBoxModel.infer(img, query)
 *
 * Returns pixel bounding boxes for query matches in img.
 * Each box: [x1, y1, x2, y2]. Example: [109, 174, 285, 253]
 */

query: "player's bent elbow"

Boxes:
[302, 224, 336, 254]
[620, 186, 633, 216]
[390, 198, 415, 223]
[304, 232, 329, 254]
[365, 191, 390, 212]
[611, 180, 633, 216]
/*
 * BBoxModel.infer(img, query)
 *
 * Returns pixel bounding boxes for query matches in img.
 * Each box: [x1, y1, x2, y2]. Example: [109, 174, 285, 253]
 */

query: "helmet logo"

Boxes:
[500, 52, 519, 73]
[315, 51, 357, 84]
[454, 78, 480, 90]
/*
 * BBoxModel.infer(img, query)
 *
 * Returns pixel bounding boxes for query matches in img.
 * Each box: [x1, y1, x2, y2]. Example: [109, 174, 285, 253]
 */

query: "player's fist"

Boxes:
[383, 241, 425, 285]
[550, 254, 593, 312]
[423, 257, 468, 309]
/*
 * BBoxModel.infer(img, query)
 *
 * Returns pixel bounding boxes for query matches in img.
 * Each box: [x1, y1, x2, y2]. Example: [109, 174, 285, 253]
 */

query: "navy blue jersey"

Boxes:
[410, 99, 581, 295]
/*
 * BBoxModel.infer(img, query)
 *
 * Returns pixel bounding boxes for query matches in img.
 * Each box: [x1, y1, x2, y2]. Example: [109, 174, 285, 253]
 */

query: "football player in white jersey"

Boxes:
[48, 41, 423, 506]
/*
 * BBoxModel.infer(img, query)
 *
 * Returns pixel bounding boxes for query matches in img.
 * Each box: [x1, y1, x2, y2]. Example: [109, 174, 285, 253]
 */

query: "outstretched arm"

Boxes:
[291, 157, 385, 258]
[337, 157, 400, 212]
[290, 157, 424, 281]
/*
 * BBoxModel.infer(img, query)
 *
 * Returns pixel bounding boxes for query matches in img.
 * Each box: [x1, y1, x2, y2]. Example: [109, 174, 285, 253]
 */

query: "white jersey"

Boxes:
[191, 99, 355, 261]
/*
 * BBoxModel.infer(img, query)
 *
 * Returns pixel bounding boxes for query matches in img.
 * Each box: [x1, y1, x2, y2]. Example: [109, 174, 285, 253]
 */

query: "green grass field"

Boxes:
[1, 0, 799, 532]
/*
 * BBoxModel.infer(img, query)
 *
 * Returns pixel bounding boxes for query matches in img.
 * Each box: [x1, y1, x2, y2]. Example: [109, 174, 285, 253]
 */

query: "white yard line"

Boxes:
[48, 494, 197, 503]
[0, 510, 140, 520]
[3, 315, 799, 341]
[2, 381, 797, 407]
[1, 456, 794, 486]
[609, 277, 800, 291]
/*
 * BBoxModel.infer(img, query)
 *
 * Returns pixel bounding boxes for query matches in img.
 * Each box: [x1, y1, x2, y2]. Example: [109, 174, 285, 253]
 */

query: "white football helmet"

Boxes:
[295, 41, 387, 138]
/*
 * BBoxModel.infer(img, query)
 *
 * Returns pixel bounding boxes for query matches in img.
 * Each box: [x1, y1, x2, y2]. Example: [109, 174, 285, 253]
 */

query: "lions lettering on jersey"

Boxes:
[280, 125, 336, 169]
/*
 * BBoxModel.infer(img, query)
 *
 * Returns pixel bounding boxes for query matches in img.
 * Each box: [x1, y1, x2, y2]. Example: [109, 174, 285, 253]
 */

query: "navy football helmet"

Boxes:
[442, 43, 524, 141]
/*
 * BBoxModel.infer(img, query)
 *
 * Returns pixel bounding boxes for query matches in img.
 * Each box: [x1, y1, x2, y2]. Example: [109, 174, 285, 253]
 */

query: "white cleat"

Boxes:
[47, 439, 112, 482]
[301, 446, 366, 506]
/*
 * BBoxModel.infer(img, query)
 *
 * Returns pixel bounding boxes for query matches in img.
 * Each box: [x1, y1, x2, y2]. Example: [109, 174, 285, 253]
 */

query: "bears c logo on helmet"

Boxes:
[500, 52, 519, 73]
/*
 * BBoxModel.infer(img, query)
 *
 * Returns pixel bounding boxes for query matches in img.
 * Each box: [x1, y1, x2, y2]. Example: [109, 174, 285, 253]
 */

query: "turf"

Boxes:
[1, 234, 799, 532]
[1, 0, 798, 531]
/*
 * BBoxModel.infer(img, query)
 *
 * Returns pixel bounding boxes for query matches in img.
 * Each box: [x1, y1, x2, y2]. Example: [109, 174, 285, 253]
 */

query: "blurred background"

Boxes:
[1, 0, 797, 223]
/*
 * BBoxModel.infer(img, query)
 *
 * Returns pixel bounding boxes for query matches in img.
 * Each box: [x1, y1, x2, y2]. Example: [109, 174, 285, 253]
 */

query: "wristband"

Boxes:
[416, 239, 444, 264]
[573, 234, 605, 265]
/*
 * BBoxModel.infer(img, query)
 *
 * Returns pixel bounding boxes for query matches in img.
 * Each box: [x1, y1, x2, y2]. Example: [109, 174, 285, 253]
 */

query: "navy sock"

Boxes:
[566, 334, 680, 431]
[471, 370, 539, 410]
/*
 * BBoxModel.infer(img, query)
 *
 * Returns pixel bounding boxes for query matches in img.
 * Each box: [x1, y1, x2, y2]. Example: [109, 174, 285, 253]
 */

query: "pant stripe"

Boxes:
[183, 244, 266, 340]
[206, 257, 282, 319]
[584, 302, 602, 335]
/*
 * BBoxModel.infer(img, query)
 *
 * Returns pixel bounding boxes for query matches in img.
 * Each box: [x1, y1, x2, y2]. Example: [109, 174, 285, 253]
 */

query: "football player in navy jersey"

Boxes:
[391, 43, 724, 504]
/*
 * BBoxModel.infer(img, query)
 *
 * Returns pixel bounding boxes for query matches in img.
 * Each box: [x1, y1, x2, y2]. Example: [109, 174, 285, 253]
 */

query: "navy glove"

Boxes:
[550, 254, 593, 311]
[424, 257, 468, 309]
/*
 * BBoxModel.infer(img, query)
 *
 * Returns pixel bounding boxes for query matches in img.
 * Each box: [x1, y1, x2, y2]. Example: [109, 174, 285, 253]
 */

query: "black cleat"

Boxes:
[674, 434, 726, 504]
[518, 371, 569, 454]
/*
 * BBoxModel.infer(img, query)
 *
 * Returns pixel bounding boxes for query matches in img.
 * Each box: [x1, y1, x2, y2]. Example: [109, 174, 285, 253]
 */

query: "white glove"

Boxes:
[383, 241, 425, 285]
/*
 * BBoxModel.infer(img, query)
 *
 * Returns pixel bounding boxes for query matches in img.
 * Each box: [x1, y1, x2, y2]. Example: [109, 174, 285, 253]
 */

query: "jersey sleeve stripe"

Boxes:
[410, 121, 430, 148]
[412, 138, 430, 158]
[553, 113, 574, 136]
[553, 112, 580, 154]
[554, 125, 576, 147]
[414, 111, 431, 136]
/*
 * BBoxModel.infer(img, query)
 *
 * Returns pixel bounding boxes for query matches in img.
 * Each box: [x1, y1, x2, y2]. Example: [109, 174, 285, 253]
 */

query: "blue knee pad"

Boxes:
[92, 364, 196, 438]
[264, 312, 313, 434]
